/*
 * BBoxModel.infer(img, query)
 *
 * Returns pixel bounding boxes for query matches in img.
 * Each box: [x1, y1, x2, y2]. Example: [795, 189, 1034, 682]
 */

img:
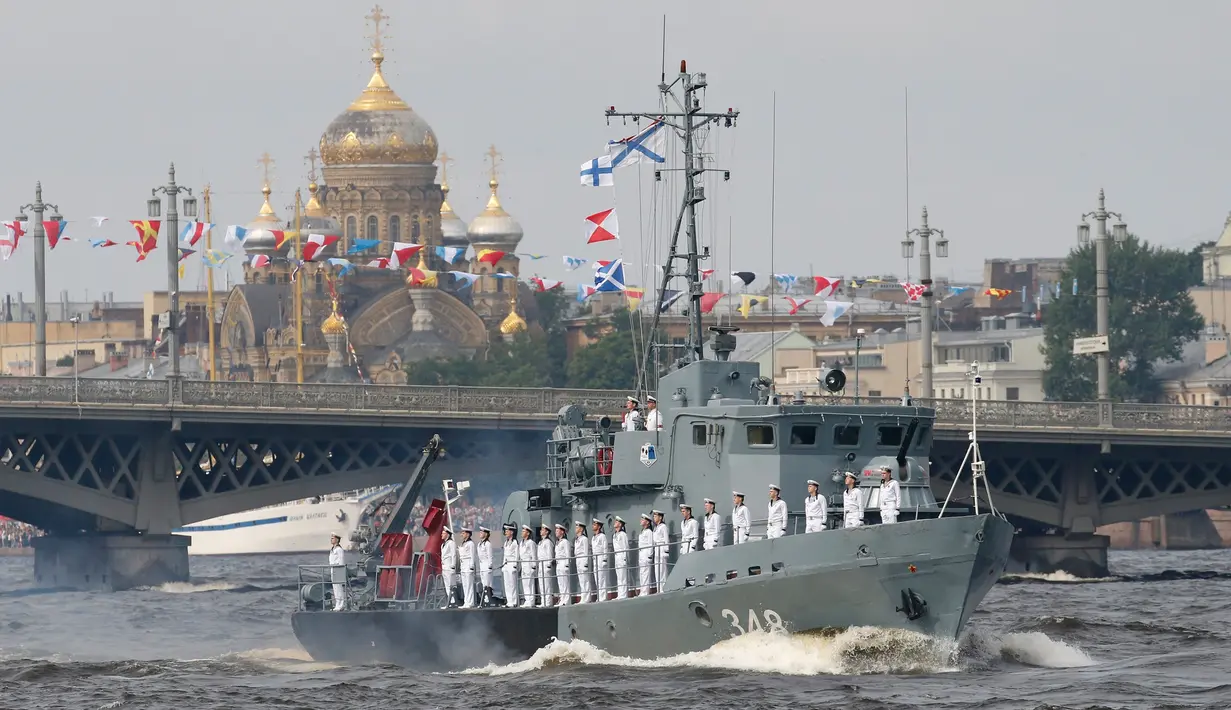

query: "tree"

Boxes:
[565, 311, 642, 390]
[1042, 235, 1203, 402]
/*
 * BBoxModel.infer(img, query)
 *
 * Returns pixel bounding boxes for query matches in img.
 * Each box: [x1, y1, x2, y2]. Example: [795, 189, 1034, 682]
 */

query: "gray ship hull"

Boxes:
[292, 514, 1013, 669]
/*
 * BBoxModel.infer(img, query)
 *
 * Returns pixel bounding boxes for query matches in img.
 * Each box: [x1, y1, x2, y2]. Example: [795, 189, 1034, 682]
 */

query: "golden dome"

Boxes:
[438, 151, 468, 247]
[319, 47, 438, 167]
[499, 308, 527, 335]
[321, 297, 347, 335]
[305, 182, 325, 219]
[243, 179, 289, 253]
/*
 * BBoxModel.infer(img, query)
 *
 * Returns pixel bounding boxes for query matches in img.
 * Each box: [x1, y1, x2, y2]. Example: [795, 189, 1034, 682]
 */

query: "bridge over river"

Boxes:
[2, 376, 1230, 588]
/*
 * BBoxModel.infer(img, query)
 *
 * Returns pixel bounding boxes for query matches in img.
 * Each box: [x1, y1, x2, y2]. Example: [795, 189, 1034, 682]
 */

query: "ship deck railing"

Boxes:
[545, 433, 614, 490]
[296, 564, 354, 612]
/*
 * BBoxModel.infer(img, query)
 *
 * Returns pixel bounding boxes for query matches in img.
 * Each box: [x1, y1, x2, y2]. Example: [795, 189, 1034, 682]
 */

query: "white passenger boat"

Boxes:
[176, 487, 398, 556]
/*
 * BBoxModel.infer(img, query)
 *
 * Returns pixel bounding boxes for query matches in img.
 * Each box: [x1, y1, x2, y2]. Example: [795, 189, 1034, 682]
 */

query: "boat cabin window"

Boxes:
[789, 424, 818, 447]
[833, 425, 860, 447]
[876, 425, 904, 448]
[692, 423, 707, 446]
[746, 424, 776, 447]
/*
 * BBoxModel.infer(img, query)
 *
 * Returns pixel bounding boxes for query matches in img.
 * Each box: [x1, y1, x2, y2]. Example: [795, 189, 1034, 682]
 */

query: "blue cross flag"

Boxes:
[608, 119, 667, 167]
[580, 155, 615, 187]
[594, 258, 627, 293]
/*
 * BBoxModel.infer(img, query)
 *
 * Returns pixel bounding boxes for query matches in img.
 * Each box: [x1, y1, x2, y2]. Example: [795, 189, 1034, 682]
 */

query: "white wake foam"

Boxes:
[1002, 570, 1120, 583]
[459, 625, 1095, 677]
[226, 647, 339, 673]
[140, 581, 241, 594]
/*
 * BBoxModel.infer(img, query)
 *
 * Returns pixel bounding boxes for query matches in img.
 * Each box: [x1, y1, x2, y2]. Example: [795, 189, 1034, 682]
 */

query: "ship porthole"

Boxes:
[569, 624, 578, 640]
[607, 620, 617, 639]
[690, 601, 712, 628]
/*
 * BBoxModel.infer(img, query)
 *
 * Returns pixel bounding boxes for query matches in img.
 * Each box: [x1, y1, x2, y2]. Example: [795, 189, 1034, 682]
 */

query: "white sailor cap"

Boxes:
[679, 503, 692, 511]
[330, 532, 341, 539]
[614, 515, 625, 524]
[879, 465, 893, 472]
[592, 518, 604, 526]
[461, 527, 473, 533]
[844, 470, 858, 479]
[479, 526, 491, 533]
[554, 523, 567, 530]
[502, 523, 516, 530]
[647, 395, 657, 403]
[807, 479, 820, 486]
[769, 484, 781, 492]
[703, 498, 715, 505]
[627, 395, 640, 404]
[540, 522, 552, 530]
[442, 526, 453, 535]
[574, 520, 587, 529]
[640, 513, 652, 521]
[521, 524, 532, 532]
[733, 491, 745, 498]
[651, 509, 664, 517]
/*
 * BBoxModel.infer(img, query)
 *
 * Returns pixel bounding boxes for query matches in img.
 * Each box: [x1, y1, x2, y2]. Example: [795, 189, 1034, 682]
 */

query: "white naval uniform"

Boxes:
[804, 494, 827, 533]
[679, 517, 698, 555]
[440, 538, 459, 606]
[880, 478, 901, 524]
[637, 527, 655, 595]
[501, 537, 520, 607]
[591, 531, 610, 600]
[645, 408, 663, 430]
[518, 537, 538, 607]
[574, 534, 593, 603]
[329, 544, 346, 611]
[843, 487, 865, 528]
[702, 512, 722, 550]
[537, 535, 555, 607]
[732, 504, 751, 544]
[611, 529, 630, 598]
[477, 539, 494, 600]
[623, 409, 643, 432]
[766, 498, 788, 539]
[458, 538, 477, 608]
[554, 536, 573, 605]
[652, 523, 670, 591]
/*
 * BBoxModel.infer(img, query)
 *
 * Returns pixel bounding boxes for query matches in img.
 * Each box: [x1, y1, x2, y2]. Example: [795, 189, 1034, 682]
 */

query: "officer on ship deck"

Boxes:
[328, 533, 346, 611]
[622, 396, 643, 431]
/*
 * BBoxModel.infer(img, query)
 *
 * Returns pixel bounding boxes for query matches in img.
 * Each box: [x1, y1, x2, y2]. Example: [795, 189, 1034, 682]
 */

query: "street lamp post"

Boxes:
[902, 206, 949, 399]
[1077, 189, 1128, 403]
[147, 164, 197, 379]
[16, 182, 62, 376]
[853, 327, 866, 403]
[69, 315, 80, 403]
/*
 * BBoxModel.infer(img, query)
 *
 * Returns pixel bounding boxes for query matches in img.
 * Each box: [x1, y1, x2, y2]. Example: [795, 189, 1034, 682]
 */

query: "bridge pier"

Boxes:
[32, 533, 190, 591]
[1008, 533, 1110, 579]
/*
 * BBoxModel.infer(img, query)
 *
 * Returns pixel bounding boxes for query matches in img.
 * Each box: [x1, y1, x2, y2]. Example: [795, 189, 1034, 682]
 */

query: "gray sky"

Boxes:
[2, 0, 1230, 302]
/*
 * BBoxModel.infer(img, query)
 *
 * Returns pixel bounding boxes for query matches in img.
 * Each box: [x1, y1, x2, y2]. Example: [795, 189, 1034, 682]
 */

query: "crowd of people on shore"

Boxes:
[364, 497, 500, 536]
[0, 517, 41, 548]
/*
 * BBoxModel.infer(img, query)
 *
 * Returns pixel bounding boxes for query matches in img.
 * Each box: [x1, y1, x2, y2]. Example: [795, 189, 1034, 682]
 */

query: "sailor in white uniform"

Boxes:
[537, 523, 555, 607]
[622, 396, 643, 432]
[678, 504, 698, 554]
[651, 509, 670, 590]
[590, 519, 610, 601]
[440, 527, 459, 607]
[518, 525, 538, 608]
[328, 533, 346, 611]
[644, 395, 663, 430]
[879, 465, 901, 524]
[766, 484, 788, 539]
[611, 516, 630, 599]
[573, 521, 593, 603]
[636, 513, 655, 595]
[553, 523, 572, 606]
[477, 527, 494, 607]
[843, 471, 865, 528]
[731, 492, 751, 544]
[804, 479, 827, 533]
[701, 498, 722, 550]
[458, 527, 477, 608]
[500, 523, 520, 607]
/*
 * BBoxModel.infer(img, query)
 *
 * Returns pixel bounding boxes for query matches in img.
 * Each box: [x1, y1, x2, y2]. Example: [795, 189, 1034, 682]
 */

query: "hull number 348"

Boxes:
[720, 608, 786, 636]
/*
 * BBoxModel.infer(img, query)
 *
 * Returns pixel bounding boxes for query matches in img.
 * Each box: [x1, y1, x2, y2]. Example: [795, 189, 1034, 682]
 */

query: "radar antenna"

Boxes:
[606, 61, 739, 369]
[938, 363, 1000, 518]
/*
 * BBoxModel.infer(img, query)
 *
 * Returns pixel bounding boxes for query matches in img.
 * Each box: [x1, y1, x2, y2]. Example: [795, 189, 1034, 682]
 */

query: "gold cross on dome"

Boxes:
[304, 148, 320, 182]
[258, 152, 275, 187]
[438, 150, 454, 186]
[486, 144, 502, 183]
[366, 5, 389, 54]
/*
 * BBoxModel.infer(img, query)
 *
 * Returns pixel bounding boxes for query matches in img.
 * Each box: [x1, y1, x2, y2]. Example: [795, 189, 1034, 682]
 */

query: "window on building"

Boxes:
[833, 425, 860, 447]
[496, 268, 505, 292]
[346, 216, 357, 241]
[876, 426, 904, 447]
[868, 389, 882, 397]
[1006, 387, 1019, 401]
[746, 424, 775, 447]
[411, 216, 421, 240]
[366, 215, 379, 240]
[692, 423, 707, 446]
[990, 344, 1011, 362]
[789, 425, 817, 446]
[855, 353, 883, 368]
[389, 215, 401, 242]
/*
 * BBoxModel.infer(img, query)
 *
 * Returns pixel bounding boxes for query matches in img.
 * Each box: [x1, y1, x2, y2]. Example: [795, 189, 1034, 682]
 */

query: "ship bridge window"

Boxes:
[914, 425, 931, 449]
[789, 425, 818, 447]
[692, 423, 707, 446]
[746, 424, 775, 447]
[876, 426, 904, 448]
[833, 425, 860, 447]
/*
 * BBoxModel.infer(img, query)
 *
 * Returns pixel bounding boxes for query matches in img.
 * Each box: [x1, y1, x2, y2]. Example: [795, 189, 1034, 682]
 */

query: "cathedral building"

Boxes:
[217, 6, 532, 383]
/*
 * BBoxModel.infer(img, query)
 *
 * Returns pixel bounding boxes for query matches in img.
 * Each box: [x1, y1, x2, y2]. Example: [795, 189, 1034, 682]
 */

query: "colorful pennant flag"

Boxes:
[477, 249, 506, 266]
[700, 268, 715, 281]
[901, 282, 925, 301]
[203, 250, 232, 269]
[700, 292, 724, 314]
[812, 276, 842, 298]
[580, 155, 615, 187]
[178, 247, 195, 262]
[366, 257, 397, 270]
[44, 220, 68, 249]
[608, 119, 667, 167]
[90, 239, 117, 248]
[594, 258, 626, 292]
[129, 220, 160, 244]
[576, 284, 597, 302]
[269, 230, 290, 250]
[820, 300, 853, 327]
[450, 271, 479, 289]
[436, 246, 466, 264]
[326, 257, 355, 277]
[180, 221, 213, 247]
[732, 271, 757, 287]
[302, 233, 339, 261]
[407, 267, 438, 287]
[178, 263, 186, 279]
[584, 208, 619, 243]
[89, 216, 108, 227]
[738, 295, 762, 318]
[773, 273, 797, 289]
[659, 289, 684, 313]
[0, 223, 20, 261]
[392, 241, 423, 265]
[224, 225, 248, 250]
[563, 255, 587, 271]
[346, 239, 380, 255]
[625, 288, 645, 311]
[531, 277, 563, 292]
[985, 288, 1012, 300]
[248, 254, 271, 268]
[520, 253, 546, 260]
[784, 297, 812, 315]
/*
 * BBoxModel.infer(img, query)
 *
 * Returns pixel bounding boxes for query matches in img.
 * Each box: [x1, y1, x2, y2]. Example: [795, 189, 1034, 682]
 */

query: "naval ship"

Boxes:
[290, 61, 1014, 670]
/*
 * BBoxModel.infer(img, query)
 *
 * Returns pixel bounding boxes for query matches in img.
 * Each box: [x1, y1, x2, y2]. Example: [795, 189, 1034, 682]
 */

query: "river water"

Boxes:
[0, 549, 1227, 710]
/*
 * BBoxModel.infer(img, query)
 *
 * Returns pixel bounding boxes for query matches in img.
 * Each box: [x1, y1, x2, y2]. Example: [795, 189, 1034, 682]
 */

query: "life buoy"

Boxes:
[596, 446, 613, 477]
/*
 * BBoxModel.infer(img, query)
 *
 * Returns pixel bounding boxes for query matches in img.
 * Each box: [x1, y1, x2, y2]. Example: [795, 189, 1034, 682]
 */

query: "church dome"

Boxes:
[467, 178, 524, 249]
[439, 184, 469, 247]
[319, 50, 438, 167]
[499, 307, 527, 335]
[321, 297, 347, 335]
[242, 183, 288, 253]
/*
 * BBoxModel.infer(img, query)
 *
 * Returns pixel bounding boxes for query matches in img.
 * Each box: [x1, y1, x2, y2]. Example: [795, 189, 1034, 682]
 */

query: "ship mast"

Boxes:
[293, 189, 305, 384]
[203, 185, 218, 381]
[607, 60, 738, 368]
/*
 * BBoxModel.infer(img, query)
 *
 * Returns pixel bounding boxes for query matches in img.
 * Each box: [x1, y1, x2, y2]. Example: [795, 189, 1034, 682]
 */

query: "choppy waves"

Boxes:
[458, 625, 1094, 677]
